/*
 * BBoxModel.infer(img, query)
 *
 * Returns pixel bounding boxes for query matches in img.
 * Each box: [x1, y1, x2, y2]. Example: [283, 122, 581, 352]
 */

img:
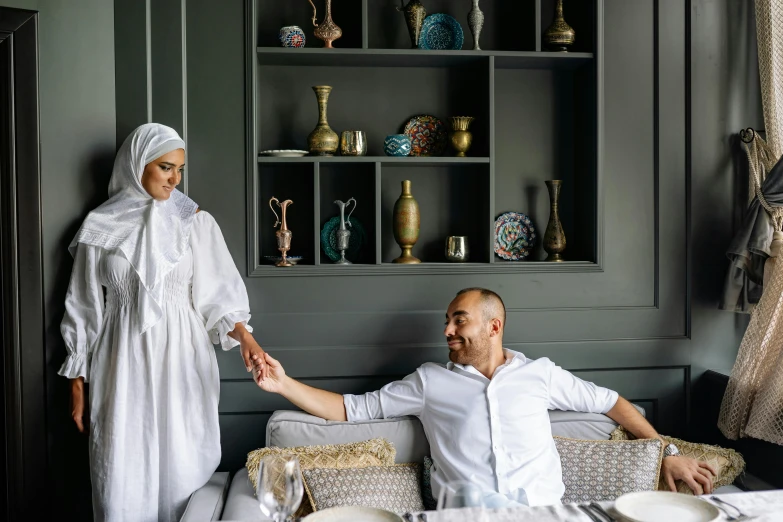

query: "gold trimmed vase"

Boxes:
[543, 0, 575, 52]
[392, 180, 421, 264]
[307, 86, 338, 156]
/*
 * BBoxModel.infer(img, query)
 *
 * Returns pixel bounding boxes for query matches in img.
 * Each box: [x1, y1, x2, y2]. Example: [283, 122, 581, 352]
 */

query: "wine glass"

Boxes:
[255, 455, 304, 522]
[437, 480, 487, 521]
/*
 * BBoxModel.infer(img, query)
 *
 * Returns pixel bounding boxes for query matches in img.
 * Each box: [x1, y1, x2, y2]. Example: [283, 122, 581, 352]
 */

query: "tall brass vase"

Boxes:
[543, 180, 566, 262]
[392, 180, 421, 264]
[307, 86, 338, 156]
[543, 0, 575, 52]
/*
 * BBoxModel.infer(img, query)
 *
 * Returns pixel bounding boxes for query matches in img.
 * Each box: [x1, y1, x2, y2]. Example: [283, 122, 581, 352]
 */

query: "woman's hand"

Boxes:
[230, 322, 267, 380]
[70, 377, 88, 434]
[253, 352, 286, 394]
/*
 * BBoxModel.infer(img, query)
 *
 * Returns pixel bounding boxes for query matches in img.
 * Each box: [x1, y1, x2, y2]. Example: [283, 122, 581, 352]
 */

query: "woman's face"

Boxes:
[141, 148, 185, 200]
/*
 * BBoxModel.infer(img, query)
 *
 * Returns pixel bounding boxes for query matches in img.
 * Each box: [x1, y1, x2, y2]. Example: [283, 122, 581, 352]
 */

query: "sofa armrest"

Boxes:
[179, 471, 231, 522]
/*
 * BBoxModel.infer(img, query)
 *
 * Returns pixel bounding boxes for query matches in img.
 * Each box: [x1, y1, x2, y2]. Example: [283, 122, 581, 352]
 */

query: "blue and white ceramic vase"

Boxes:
[384, 134, 412, 156]
[279, 26, 306, 48]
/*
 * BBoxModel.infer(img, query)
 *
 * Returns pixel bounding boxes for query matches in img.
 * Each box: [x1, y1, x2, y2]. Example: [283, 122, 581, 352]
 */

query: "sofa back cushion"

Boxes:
[265, 405, 646, 462]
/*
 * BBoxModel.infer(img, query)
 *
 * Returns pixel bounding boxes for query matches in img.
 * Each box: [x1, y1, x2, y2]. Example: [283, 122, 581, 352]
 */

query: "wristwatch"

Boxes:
[663, 443, 680, 457]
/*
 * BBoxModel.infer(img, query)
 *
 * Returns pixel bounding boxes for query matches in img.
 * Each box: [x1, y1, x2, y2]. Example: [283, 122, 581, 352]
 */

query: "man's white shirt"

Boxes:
[342, 349, 619, 507]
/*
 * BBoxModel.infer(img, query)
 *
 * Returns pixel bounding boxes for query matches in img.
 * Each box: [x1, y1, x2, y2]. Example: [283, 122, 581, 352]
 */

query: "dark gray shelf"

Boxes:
[250, 260, 600, 278]
[258, 155, 490, 166]
[256, 47, 593, 69]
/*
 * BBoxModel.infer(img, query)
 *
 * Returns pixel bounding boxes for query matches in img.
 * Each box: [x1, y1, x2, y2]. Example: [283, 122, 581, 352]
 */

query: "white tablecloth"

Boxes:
[413, 490, 783, 521]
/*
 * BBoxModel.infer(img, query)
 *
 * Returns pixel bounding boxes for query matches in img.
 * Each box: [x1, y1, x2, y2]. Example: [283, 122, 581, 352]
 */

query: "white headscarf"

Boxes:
[70, 123, 198, 333]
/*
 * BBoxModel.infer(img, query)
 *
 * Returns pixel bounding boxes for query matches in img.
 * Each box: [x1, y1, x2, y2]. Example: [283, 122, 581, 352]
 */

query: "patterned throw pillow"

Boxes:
[246, 438, 396, 517]
[609, 427, 746, 494]
[554, 436, 664, 503]
[302, 464, 425, 515]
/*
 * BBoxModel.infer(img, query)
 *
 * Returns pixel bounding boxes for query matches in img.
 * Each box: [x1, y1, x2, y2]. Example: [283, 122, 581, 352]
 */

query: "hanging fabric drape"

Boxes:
[718, 0, 783, 445]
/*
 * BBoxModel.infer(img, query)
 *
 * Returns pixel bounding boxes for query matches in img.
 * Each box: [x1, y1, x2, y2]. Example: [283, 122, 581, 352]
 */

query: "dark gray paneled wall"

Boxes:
[112, 0, 758, 473]
[0, 0, 116, 519]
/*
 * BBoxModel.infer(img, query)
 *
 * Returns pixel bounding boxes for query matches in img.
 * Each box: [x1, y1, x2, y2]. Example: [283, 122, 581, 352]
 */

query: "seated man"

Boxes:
[251, 287, 716, 507]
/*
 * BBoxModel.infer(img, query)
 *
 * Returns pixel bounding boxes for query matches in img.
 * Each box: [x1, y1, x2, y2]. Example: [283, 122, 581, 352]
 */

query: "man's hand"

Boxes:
[70, 377, 88, 434]
[253, 352, 286, 394]
[661, 455, 717, 495]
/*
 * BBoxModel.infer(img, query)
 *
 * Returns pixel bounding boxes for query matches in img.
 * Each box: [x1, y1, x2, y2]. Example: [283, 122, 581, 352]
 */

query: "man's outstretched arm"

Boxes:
[252, 352, 347, 421]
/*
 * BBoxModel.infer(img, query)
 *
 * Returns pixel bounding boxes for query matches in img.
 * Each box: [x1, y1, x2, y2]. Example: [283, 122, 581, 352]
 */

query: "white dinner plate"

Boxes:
[614, 491, 721, 522]
[302, 506, 404, 522]
[259, 149, 309, 157]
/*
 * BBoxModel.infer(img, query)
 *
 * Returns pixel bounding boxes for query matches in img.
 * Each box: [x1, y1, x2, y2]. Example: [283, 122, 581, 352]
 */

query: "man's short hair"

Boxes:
[456, 287, 506, 326]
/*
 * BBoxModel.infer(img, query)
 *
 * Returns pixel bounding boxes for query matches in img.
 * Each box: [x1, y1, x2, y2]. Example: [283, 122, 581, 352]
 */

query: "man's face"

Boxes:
[443, 292, 493, 367]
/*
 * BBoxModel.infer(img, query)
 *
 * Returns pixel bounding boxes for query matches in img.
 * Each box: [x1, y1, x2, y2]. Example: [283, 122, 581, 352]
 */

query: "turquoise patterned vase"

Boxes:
[384, 134, 412, 157]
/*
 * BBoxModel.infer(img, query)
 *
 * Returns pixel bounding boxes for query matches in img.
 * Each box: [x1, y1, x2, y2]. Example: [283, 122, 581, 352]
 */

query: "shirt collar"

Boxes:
[447, 348, 523, 378]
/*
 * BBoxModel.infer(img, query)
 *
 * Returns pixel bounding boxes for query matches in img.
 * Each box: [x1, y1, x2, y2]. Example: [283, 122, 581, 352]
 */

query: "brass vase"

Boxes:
[397, 0, 426, 49]
[307, 86, 338, 156]
[449, 116, 474, 157]
[543, 0, 575, 52]
[308, 0, 342, 48]
[392, 180, 421, 264]
[543, 180, 566, 262]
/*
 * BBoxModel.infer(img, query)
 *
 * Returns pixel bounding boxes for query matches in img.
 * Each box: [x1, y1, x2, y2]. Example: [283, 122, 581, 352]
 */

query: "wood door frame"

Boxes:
[0, 7, 46, 520]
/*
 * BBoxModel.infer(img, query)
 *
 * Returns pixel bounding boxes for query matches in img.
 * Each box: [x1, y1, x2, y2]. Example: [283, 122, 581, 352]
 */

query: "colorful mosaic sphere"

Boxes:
[384, 134, 412, 157]
[279, 26, 306, 48]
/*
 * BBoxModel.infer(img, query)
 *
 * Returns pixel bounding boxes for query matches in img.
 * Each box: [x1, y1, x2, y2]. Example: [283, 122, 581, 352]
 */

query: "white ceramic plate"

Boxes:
[302, 506, 404, 522]
[615, 491, 721, 522]
[259, 149, 309, 157]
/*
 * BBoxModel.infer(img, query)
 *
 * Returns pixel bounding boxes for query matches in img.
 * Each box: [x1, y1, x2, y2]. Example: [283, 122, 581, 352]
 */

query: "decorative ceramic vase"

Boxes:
[392, 180, 421, 264]
[468, 0, 484, 51]
[446, 236, 469, 262]
[333, 198, 356, 264]
[308, 0, 342, 48]
[543, 180, 566, 262]
[449, 116, 474, 157]
[543, 0, 575, 52]
[279, 26, 306, 47]
[307, 86, 338, 156]
[397, 0, 426, 49]
[340, 131, 367, 156]
[269, 197, 294, 267]
[384, 134, 412, 157]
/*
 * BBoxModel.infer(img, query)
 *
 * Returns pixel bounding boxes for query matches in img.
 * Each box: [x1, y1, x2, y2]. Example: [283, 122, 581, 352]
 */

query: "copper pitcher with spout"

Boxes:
[308, 0, 342, 48]
[269, 197, 294, 267]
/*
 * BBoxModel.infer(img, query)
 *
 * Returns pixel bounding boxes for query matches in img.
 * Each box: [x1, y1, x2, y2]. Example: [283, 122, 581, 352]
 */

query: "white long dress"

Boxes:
[59, 211, 251, 522]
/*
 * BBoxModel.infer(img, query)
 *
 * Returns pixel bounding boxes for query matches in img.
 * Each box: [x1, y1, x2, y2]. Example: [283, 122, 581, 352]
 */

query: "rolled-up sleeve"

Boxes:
[344, 368, 426, 422]
[547, 360, 619, 414]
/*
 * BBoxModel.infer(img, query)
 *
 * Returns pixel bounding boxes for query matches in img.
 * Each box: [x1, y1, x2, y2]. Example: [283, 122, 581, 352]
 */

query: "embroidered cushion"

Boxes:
[246, 438, 396, 517]
[610, 427, 745, 494]
[554, 437, 664, 503]
[303, 464, 424, 515]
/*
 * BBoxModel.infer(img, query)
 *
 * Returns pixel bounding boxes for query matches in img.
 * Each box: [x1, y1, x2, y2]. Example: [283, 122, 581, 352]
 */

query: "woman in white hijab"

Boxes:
[58, 123, 267, 522]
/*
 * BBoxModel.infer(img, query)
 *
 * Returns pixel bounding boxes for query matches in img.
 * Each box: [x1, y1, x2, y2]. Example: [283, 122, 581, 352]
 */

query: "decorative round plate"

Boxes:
[303, 506, 403, 522]
[320, 216, 365, 263]
[259, 149, 308, 157]
[262, 255, 303, 265]
[615, 492, 721, 522]
[494, 211, 537, 260]
[403, 115, 448, 157]
[419, 14, 464, 50]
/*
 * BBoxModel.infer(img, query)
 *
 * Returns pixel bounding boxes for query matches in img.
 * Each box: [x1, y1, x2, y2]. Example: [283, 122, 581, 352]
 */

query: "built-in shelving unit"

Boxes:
[246, 0, 600, 277]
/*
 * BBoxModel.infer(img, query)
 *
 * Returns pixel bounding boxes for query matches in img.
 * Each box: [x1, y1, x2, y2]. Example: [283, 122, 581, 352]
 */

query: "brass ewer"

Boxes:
[543, 180, 566, 262]
[397, 0, 426, 49]
[543, 0, 575, 52]
[269, 197, 294, 267]
[308, 0, 342, 48]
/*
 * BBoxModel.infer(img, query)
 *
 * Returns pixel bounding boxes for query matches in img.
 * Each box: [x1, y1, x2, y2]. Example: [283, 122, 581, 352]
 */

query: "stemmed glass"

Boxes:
[437, 480, 487, 521]
[255, 455, 304, 522]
